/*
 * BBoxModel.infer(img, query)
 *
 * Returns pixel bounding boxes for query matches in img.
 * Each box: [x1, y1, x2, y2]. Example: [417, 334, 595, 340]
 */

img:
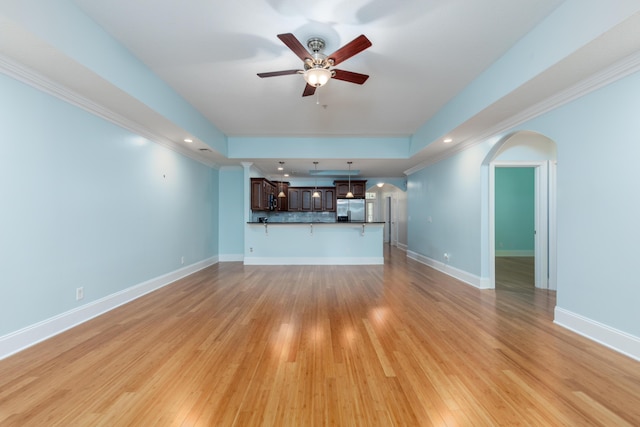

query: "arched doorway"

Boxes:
[482, 130, 557, 290]
[366, 183, 407, 250]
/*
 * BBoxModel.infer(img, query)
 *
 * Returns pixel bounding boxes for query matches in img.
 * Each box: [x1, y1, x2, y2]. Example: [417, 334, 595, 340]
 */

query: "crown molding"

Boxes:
[405, 50, 640, 176]
[0, 54, 219, 169]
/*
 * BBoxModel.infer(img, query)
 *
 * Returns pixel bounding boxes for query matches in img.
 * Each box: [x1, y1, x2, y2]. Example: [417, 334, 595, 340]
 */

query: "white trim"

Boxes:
[407, 250, 491, 289]
[534, 162, 549, 289]
[495, 250, 534, 257]
[396, 243, 408, 251]
[554, 307, 640, 362]
[243, 257, 384, 265]
[405, 50, 640, 175]
[548, 161, 558, 290]
[0, 54, 218, 169]
[219, 254, 244, 262]
[0, 256, 218, 360]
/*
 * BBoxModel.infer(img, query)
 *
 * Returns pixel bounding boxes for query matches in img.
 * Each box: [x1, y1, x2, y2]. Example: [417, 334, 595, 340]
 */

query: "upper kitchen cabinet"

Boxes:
[251, 178, 276, 211]
[288, 187, 300, 211]
[274, 181, 289, 212]
[321, 187, 335, 211]
[334, 180, 367, 199]
[288, 187, 335, 212]
[311, 187, 335, 212]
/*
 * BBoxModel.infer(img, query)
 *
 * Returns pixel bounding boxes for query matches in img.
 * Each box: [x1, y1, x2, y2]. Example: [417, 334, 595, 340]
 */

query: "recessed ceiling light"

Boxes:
[443, 138, 453, 143]
[284, 173, 290, 177]
[184, 138, 193, 143]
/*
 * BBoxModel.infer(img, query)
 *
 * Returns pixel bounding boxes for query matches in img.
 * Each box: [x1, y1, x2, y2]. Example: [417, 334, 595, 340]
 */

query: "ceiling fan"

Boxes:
[257, 33, 372, 97]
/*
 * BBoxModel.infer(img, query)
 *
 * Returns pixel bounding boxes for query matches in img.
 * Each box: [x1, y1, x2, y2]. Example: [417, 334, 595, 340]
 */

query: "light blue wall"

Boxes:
[2, 0, 638, 351]
[405, 0, 640, 341]
[229, 137, 410, 160]
[410, 0, 640, 154]
[218, 167, 245, 256]
[407, 142, 489, 274]
[1, 0, 227, 155]
[495, 168, 534, 253]
[0, 75, 218, 335]
[516, 70, 640, 336]
[408, 70, 640, 337]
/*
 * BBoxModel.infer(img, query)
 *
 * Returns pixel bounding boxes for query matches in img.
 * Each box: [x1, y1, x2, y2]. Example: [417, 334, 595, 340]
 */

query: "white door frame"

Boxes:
[391, 196, 399, 247]
[489, 161, 552, 289]
[548, 161, 557, 290]
[384, 196, 392, 243]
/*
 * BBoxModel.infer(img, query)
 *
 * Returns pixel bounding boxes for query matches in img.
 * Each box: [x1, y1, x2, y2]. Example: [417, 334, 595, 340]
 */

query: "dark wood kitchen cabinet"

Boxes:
[288, 187, 335, 212]
[312, 190, 323, 211]
[251, 178, 276, 211]
[300, 188, 313, 211]
[334, 180, 367, 199]
[317, 187, 335, 211]
[288, 188, 313, 211]
[274, 181, 289, 211]
[288, 188, 300, 211]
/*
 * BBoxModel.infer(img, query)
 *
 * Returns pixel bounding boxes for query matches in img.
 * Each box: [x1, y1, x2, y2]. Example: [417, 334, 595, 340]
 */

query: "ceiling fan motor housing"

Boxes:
[304, 38, 332, 70]
[306, 37, 325, 53]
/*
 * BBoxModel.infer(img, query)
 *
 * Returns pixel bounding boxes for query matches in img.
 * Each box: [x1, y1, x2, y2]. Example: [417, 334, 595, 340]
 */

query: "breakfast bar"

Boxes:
[245, 222, 384, 265]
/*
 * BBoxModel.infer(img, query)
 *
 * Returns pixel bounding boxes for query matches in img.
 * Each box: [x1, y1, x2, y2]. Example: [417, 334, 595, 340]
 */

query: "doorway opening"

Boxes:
[494, 166, 536, 290]
[365, 183, 407, 250]
[385, 196, 392, 244]
[483, 130, 557, 290]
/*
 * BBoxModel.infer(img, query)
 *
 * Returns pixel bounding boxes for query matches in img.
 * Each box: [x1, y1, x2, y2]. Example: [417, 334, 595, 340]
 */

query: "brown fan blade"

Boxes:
[332, 69, 369, 85]
[302, 84, 316, 97]
[277, 33, 312, 62]
[257, 70, 301, 78]
[327, 35, 372, 66]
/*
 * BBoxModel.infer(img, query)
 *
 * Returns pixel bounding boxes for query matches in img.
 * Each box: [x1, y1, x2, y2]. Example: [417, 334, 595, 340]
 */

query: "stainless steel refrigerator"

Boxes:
[336, 199, 365, 222]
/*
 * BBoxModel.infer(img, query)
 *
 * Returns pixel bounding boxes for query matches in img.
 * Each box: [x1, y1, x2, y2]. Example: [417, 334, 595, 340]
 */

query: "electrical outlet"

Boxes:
[443, 252, 450, 261]
[249, 247, 253, 253]
[181, 256, 185, 265]
[76, 287, 84, 301]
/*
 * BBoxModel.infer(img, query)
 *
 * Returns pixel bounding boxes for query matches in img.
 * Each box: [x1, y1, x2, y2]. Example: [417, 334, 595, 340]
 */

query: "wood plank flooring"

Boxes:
[495, 256, 534, 290]
[1, 248, 639, 425]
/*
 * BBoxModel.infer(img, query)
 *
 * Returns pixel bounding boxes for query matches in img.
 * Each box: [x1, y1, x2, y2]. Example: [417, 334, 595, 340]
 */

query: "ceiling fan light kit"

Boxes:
[258, 33, 372, 97]
[304, 68, 332, 88]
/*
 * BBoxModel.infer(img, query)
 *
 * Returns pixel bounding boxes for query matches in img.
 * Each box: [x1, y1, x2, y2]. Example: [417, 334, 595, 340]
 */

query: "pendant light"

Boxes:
[312, 161, 320, 198]
[277, 162, 286, 198]
[346, 161, 354, 198]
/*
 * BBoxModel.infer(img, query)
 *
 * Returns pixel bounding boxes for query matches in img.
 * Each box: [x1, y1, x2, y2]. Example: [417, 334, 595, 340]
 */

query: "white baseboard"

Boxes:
[219, 254, 244, 262]
[495, 250, 534, 257]
[407, 250, 491, 289]
[554, 307, 640, 362]
[0, 256, 218, 360]
[396, 243, 408, 251]
[244, 256, 384, 265]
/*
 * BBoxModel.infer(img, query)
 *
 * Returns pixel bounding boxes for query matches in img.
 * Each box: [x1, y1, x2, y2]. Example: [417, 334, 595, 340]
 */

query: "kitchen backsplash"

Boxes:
[252, 211, 336, 223]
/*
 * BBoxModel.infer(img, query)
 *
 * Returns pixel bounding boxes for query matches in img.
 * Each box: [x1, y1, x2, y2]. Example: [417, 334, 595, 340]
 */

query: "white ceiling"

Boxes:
[3, 1, 640, 180]
[73, 0, 562, 136]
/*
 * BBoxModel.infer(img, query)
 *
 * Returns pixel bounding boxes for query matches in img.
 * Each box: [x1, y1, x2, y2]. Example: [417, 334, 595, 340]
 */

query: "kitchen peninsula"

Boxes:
[245, 178, 384, 265]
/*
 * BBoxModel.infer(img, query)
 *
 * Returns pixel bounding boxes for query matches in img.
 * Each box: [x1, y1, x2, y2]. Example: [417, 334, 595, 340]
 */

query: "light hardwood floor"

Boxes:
[1, 248, 639, 426]
[495, 256, 534, 291]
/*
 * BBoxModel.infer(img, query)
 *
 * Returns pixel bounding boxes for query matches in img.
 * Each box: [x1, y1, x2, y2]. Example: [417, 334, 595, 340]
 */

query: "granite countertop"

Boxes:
[247, 221, 385, 224]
